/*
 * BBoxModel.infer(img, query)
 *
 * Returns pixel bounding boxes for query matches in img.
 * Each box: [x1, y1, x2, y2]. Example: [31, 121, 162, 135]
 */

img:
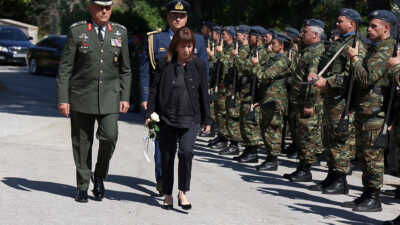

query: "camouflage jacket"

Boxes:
[321, 33, 367, 100]
[353, 38, 395, 116]
[289, 42, 325, 108]
[253, 53, 290, 108]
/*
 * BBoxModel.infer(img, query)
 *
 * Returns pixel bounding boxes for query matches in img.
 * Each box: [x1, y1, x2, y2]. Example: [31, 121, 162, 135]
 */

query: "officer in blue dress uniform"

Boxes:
[139, 0, 209, 195]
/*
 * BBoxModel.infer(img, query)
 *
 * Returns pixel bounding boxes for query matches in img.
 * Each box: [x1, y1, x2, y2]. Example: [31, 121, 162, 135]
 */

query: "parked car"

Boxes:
[0, 26, 33, 65]
[27, 35, 66, 75]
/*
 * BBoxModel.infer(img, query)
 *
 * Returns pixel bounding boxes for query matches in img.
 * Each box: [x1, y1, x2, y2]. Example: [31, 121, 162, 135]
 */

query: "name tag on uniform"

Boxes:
[111, 39, 122, 48]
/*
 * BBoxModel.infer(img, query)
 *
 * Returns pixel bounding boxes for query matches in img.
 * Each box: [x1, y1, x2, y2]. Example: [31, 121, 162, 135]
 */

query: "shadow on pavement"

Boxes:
[1, 176, 161, 207]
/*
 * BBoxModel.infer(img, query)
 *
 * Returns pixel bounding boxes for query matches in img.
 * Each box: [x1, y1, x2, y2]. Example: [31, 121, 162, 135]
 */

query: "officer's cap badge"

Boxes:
[175, 1, 184, 10]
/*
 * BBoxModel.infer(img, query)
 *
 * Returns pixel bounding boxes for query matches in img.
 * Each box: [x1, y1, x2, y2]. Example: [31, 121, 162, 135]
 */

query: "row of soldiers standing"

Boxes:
[202, 8, 400, 216]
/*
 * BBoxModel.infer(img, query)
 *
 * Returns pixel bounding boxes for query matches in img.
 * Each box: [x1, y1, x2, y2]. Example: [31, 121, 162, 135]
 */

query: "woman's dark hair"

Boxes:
[167, 27, 196, 62]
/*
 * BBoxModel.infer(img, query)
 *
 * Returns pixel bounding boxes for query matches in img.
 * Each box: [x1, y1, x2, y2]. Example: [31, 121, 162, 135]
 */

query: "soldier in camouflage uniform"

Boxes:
[342, 10, 397, 212]
[282, 19, 325, 182]
[212, 26, 237, 151]
[232, 26, 270, 163]
[220, 25, 251, 155]
[251, 34, 292, 171]
[305, 9, 366, 195]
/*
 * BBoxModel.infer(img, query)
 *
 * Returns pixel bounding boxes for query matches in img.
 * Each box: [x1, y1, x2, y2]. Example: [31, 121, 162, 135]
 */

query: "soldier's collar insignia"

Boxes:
[175, 1, 184, 10]
[88, 23, 93, 31]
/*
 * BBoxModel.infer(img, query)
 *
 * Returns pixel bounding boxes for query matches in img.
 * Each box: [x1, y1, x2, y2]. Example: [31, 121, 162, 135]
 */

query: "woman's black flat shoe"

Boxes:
[178, 195, 192, 210]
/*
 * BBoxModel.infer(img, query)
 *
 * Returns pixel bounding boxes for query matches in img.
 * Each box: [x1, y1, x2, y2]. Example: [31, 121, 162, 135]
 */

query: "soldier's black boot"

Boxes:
[256, 155, 278, 171]
[233, 146, 258, 163]
[283, 163, 312, 182]
[322, 172, 349, 195]
[75, 189, 88, 203]
[219, 141, 240, 155]
[210, 135, 228, 149]
[309, 170, 334, 191]
[352, 189, 382, 212]
[92, 176, 105, 201]
[383, 215, 400, 225]
[342, 190, 369, 208]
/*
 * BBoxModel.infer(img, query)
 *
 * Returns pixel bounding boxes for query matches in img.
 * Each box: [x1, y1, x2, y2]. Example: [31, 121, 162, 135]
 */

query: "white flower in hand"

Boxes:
[150, 112, 160, 122]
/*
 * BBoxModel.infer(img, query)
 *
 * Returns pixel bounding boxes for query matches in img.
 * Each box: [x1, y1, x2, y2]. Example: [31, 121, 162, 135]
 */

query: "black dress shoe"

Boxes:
[161, 203, 173, 210]
[178, 195, 192, 210]
[383, 215, 400, 225]
[92, 176, 105, 201]
[75, 189, 88, 203]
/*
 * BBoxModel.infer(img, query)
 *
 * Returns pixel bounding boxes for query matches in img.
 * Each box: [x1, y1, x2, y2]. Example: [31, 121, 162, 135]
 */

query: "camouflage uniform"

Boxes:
[238, 45, 271, 148]
[253, 53, 291, 156]
[320, 33, 367, 175]
[226, 44, 250, 142]
[352, 38, 395, 190]
[289, 42, 325, 165]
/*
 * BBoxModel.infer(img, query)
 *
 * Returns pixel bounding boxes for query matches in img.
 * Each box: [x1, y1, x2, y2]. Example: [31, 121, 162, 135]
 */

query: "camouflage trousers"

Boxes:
[240, 102, 264, 147]
[322, 99, 356, 174]
[260, 101, 285, 156]
[354, 114, 385, 190]
[295, 105, 323, 165]
[215, 94, 229, 137]
[226, 96, 243, 142]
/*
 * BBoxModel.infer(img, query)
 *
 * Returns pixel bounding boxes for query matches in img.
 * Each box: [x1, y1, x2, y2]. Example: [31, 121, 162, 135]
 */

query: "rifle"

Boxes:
[335, 26, 359, 135]
[211, 60, 223, 101]
[228, 37, 240, 108]
[247, 47, 259, 121]
[375, 29, 399, 148]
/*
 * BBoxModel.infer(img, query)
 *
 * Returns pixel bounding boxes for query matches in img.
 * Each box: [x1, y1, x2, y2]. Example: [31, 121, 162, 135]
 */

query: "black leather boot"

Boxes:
[342, 191, 369, 208]
[283, 163, 312, 182]
[256, 155, 278, 171]
[352, 189, 382, 212]
[322, 172, 349, 195]
[219, 141, 240, 155]
[383, 215, 400, 225]
[210, 136, 228, 149]
[309, 170, 334, 191]
[75, 189, 88, 203]
[92, 176, 105, 201]
[233, 146, 258, 163]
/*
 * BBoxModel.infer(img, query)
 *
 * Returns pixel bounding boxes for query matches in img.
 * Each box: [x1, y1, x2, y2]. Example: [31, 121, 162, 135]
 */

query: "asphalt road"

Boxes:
[0, 65, 399, 225]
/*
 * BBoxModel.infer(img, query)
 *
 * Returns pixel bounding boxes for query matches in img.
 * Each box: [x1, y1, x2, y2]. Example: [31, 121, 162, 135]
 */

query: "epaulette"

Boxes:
[147, 28, 163, 70]
[110, 22, 127, 31]
[70, 21, 87, 29]
[147, 28, 162, 36]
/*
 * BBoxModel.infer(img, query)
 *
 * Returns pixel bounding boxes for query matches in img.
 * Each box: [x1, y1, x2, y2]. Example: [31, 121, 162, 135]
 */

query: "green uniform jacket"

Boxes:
[57, 20, 132, 115]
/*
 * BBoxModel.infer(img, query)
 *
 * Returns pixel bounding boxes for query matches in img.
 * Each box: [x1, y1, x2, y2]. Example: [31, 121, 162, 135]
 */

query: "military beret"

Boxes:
[237, 25, 251, 34]
[224, 26, 236, 37]
[369, 10, 398, 25]
[304, 19, 325, 29]
[92, 0, 113, 6]
[339, 8, 362, 23]
[267, 28, 278, 37]
[213, 26, 222, 33]
[249, 26, 267, 36]
[274, 33, 291, 43]
[167, 0, 190, 14]
[285, 27, 300, 40]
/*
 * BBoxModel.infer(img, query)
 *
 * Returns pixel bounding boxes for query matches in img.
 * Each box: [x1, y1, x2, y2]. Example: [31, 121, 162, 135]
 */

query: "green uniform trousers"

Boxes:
[71, 111, 118, 191]
[240, 102, 263, 147]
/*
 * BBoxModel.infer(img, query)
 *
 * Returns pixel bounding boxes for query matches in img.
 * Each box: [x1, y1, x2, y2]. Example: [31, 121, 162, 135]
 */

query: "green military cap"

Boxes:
[91, 0, 113, 6]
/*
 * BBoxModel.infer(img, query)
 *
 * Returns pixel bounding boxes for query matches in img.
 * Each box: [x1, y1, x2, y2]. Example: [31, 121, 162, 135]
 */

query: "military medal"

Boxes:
[111, 38, 122, 48]
[114, 56, 119, 63]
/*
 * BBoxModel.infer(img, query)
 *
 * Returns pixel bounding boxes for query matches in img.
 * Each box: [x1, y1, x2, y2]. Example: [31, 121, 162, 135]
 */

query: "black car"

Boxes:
[0, 26, 33, 65]
[27, 35, 66, 75]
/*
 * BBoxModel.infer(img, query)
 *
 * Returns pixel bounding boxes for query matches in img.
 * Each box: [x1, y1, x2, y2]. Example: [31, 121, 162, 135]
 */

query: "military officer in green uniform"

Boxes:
[57, 0, 132, 203]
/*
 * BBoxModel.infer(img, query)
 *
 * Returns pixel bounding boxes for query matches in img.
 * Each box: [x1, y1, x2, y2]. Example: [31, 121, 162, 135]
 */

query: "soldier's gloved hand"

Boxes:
[120, 101, 130, 114]
[303, 107, 314, 116]
[58, 103, 70, 117]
